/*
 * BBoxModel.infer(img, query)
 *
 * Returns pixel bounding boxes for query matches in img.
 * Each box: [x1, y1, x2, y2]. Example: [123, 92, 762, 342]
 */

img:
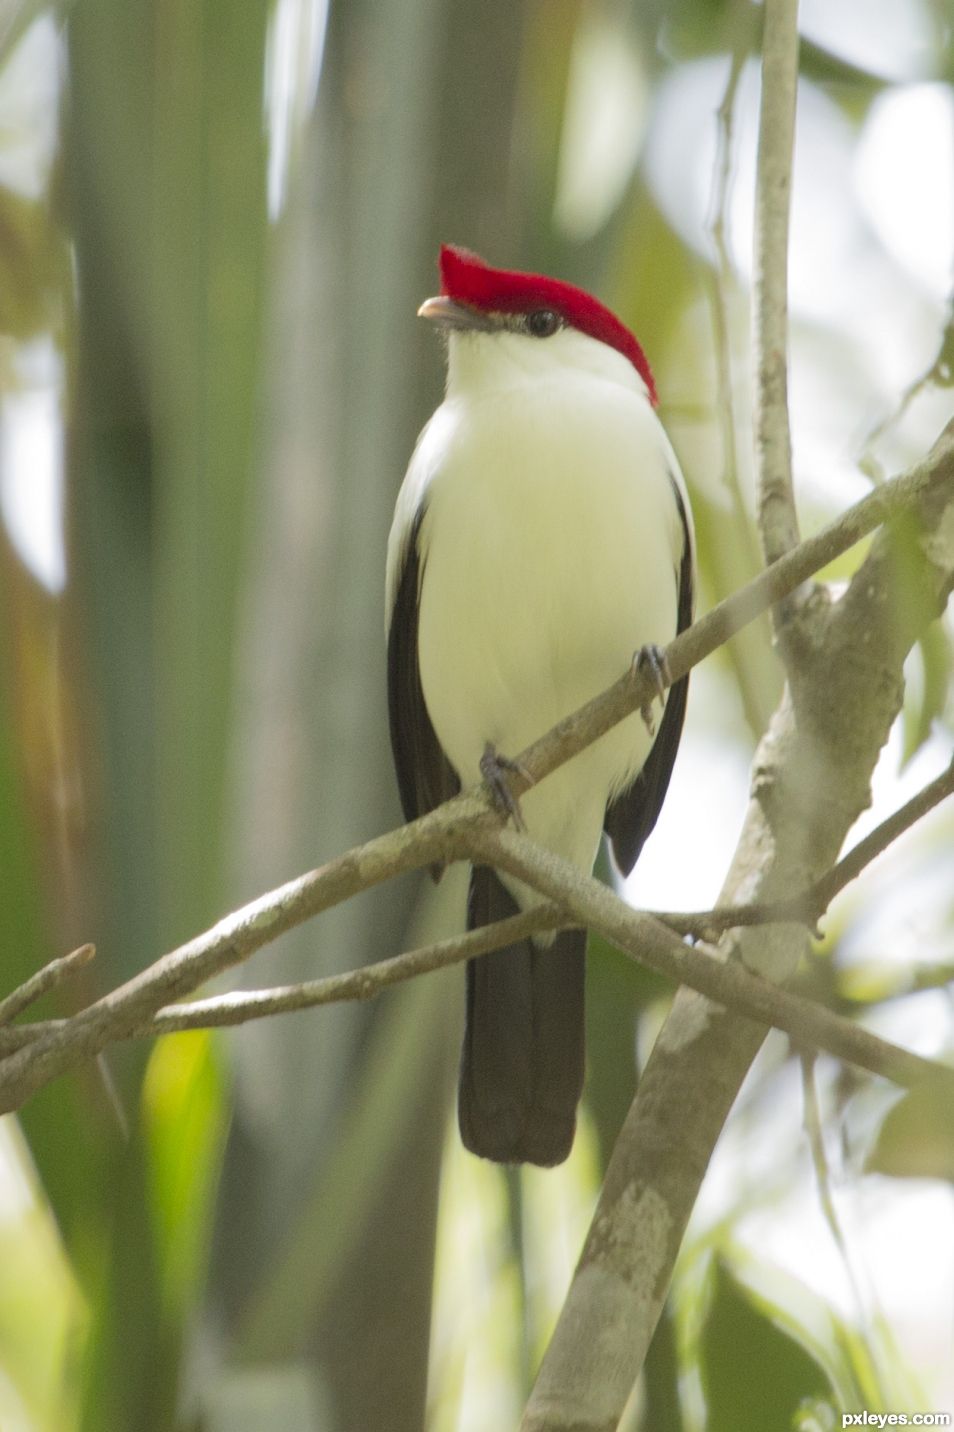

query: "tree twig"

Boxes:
[703, 15, 782, 737]
[471, 825, 954, 1101]
[0, 429, 950, 1115]
[4, 744, 949, 1058]
[151, 904, 568, 1031]
[518, 438, 954, 1432]
[0, 945, 96, 1026]
[4, 754, 948, 1059]
[3, 807, 947, 1115]
[706, 22, 749, 527]
[0, 905, 567, 1051]
[752, 0, 801, 567]
[0, 804, 479, 1112]
[810, 754, 954, 913]
[512, 426, 953, 796]
[656, 754, 954, 936]
[860, 298, 954, 481]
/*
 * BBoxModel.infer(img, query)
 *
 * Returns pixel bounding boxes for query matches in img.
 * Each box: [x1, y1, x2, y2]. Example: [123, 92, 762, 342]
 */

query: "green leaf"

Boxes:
[867, 1082, 954, 1182]
[698, 1259, 836, 1432]
[142, 1030, 229, 1317]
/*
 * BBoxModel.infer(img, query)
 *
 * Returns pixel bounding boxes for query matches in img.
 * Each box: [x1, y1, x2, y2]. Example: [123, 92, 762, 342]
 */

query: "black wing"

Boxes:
[604, 482, 694, 876]
[387, 505, 459, 824]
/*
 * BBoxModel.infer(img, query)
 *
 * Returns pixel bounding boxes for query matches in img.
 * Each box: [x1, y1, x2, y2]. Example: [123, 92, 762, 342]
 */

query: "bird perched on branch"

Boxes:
[386, 245, 694, 1166]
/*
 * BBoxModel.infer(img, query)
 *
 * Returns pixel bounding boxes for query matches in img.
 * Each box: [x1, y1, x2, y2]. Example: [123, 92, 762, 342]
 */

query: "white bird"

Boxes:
[386, 245, 694, 1165]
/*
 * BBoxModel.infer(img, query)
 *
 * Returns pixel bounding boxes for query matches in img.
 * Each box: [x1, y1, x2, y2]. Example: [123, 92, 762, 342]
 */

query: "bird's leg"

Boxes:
[632, 643, 671, 735]
[480, 742, 531, 830]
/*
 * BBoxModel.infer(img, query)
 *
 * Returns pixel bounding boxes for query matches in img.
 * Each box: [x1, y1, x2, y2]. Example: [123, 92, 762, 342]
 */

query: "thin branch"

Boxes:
[2, 749, 949, 1053]
[150, 904, 567, 1031]
[0, 904, 565, 1046]
[861, 298, 954, 482]
[472, 825, 954, 1100]
[0, 945, 95, 1026]
[7, 752, 949, 1048]
[655, 754, 954, 937]
[6, 758, 950, 1053]
[2, 813, 944, 1114]
[651, 902, 814, 939]
[511, 425, 953, 797]
[704, 14, 783, 738]
[0, 802, 479, 1113]
[706, 28, 748, 520]
[520, 431, 954, 1432]
[0, 430, 950, 1115]
[810, 754, 954, 913]
[753, 0, 801, 566]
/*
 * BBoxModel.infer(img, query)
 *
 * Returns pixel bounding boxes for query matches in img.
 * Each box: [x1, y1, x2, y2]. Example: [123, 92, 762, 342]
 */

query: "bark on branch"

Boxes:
[0, 431, 950, 1118]
[0, 427, 952, 1121]
[518, 385, 954, 1429]
[753, 0, 801, 568]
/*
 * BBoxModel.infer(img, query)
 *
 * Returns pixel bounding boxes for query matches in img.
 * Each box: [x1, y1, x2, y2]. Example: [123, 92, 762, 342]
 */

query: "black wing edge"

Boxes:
[387, 504, 459, 832]
[604, 481, 694, 876]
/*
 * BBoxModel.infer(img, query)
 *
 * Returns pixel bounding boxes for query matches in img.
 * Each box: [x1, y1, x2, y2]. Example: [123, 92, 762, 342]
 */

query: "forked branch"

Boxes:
[0, 425, 951, 1118]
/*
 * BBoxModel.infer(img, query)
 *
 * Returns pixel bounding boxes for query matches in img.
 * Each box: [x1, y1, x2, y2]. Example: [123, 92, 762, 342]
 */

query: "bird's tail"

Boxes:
[458, 866, 585, 1166]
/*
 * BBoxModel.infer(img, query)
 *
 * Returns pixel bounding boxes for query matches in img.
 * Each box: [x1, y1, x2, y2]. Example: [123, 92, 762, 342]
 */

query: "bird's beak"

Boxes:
[417, 296, 500, 333]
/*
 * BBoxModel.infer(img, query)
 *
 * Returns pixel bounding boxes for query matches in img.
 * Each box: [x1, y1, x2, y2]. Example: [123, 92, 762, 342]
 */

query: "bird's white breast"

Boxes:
[388, 339, 688, 883]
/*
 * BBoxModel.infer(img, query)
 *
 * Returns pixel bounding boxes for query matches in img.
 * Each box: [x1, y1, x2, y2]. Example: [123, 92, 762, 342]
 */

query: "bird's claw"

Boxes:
[632, 643, 671, 735]
[480, 742, 530, 829]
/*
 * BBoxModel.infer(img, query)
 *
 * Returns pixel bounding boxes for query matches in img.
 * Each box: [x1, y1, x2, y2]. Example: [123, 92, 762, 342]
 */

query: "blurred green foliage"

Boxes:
[0, 0, 950, 1428]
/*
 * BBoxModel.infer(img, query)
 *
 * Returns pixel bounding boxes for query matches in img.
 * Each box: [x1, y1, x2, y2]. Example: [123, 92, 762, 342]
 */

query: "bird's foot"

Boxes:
[632, 643, 671, 735]
[480, 742, 531, 830]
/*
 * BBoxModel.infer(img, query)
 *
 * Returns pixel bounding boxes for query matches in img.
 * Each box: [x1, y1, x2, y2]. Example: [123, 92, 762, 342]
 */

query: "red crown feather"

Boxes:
[438, 245, 657, 406]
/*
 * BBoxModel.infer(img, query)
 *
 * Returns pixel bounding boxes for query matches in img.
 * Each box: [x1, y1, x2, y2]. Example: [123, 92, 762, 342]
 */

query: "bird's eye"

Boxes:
[525, 308, 561, 339]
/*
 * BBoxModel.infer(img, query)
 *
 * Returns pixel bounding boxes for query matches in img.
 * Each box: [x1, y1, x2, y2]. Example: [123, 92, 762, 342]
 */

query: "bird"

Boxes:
[385, 244, 694, 1166]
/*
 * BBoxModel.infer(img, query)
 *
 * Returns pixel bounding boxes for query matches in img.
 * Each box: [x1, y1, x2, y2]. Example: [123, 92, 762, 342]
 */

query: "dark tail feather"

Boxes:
[458, 867, 585, 1166]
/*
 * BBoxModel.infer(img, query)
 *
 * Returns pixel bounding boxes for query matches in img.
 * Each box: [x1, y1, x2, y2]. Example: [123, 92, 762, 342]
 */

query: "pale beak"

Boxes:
[417, 296, 500, 333]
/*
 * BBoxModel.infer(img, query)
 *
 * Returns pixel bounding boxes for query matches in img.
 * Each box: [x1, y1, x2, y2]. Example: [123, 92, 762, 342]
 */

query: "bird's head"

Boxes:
[419, 244, 657, 406]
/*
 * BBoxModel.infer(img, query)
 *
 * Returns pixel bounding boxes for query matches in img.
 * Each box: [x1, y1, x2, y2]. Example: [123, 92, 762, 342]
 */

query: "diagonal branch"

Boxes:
[519, 411, 954, 1432]
[807, 753, 954, 915]
[511, 429, 953, 797]
[0, 904, 567, 1051]
[0, 428, 950, 1117]
[470, 825, 954, 1099]
[3, 753, 948, 1087]
[657, 754, 954, 937]
[0, 801, 477, 1113]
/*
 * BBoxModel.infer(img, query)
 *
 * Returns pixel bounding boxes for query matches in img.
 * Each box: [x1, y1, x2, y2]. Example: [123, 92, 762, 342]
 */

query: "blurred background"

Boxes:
[0, 0, 952, 1427]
